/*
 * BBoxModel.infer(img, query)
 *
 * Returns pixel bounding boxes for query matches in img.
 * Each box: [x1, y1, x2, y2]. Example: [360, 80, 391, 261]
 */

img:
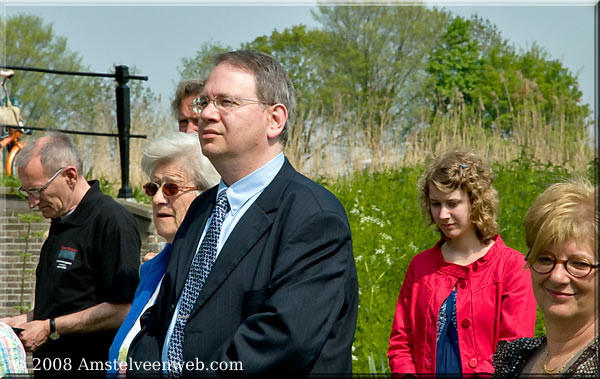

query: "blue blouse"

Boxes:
[436, 288, 462, 375]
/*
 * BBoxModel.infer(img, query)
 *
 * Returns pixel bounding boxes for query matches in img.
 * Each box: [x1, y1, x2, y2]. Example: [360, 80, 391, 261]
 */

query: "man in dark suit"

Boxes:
[128, 50, 358, 376]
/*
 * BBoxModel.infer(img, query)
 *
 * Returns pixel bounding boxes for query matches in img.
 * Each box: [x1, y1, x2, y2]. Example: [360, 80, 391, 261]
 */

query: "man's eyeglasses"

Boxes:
[19, 167, 66, 199]
[143, 182, 204, 197]
[526, 251, 599, 278]
[192, 95, 267, 113]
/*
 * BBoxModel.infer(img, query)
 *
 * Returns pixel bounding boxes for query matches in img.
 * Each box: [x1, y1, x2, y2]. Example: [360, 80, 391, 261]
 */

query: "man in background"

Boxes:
[1, 133, 141, 377]
[172, 79, 204, 134]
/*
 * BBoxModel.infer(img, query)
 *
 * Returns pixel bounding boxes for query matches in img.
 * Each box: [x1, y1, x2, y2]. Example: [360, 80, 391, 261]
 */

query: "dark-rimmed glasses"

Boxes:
[526, 251, 599, 278]
[192, 95, 266, 113]
[19, 167, 66, 199]
[143, 182, 203, 197]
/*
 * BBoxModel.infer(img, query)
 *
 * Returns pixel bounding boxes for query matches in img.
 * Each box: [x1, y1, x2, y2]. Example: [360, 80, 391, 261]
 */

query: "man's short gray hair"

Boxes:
[141, 132, 220, 190]
[15, 132, 84, 176]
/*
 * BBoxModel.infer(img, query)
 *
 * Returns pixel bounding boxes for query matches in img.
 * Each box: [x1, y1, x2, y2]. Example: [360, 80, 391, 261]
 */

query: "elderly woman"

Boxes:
[493, 178, 598, 376]
[108, 132, 219, 375]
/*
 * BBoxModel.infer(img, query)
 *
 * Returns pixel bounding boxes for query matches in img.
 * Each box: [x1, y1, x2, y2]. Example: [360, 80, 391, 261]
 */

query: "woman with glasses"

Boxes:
[493, 178, 598, 377]
[108, 132, 219, 376]
[388, 148, 537, 376]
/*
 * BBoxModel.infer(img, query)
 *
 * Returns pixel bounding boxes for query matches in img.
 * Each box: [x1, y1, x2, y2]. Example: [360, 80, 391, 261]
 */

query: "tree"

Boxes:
[2, 14, 105, 128]
[426, 16, 481, 109]
[177, 41, 232, 81]
[312, 5, 450, 125]
[424, 13, 590, 134]
[243, 25, 331, 103]
[178, 6, 451, 135]
[176, 6, 589, 153]
[2, 14, 166, 185]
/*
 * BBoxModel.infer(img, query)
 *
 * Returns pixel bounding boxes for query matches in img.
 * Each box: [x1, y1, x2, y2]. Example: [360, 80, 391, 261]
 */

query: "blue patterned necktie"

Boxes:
[167, 191, 230, 376]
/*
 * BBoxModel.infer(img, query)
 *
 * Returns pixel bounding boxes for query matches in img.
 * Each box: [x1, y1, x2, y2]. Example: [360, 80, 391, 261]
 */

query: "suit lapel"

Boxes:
[187, 159, 296, 317]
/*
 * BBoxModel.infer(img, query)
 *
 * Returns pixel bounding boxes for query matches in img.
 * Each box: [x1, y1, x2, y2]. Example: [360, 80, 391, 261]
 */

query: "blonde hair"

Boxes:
[524, 177, 596, 263]
[418, 148, 499, 243]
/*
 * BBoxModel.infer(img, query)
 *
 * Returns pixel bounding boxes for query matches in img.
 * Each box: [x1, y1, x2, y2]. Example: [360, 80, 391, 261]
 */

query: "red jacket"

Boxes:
[388, 235, 536, 375]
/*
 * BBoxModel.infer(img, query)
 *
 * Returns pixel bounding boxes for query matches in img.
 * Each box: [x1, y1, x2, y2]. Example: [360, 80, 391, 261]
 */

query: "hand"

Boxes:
[17, 319, 50, 352]
[0, 317, 15, 327]
[143, 252, 157, 263]
[0, 314, 27, 327]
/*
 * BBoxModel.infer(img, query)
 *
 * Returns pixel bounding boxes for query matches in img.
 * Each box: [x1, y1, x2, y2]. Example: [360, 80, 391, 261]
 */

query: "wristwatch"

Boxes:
[49, 318, 60, 340]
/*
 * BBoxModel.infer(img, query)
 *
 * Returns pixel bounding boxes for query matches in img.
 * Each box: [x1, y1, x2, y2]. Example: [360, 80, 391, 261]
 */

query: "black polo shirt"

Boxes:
[32, 181, 140, 375]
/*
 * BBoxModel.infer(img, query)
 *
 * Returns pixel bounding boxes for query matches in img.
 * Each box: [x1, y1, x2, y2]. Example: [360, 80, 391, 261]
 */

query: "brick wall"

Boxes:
[0, 188, 162, 318]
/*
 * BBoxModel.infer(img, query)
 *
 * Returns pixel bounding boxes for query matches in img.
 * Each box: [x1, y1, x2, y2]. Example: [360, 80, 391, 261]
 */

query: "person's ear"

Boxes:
[63, 166, 79, 187]
[266, 103, 288, 140]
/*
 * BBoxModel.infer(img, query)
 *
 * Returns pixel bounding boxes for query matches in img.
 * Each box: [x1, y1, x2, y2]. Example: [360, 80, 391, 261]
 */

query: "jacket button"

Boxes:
[469, 358, 478, 368]
[458, 280, 466, 289]
[461, 318, 471, 328]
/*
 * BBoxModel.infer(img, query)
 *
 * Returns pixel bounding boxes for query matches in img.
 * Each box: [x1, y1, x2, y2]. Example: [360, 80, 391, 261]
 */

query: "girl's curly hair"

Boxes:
[418, 148, 499, 243]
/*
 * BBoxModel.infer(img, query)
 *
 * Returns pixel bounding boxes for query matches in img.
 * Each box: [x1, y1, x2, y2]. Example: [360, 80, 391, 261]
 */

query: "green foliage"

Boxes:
[2, 13, 164, 179]
[178, 5, 450, 139]
[328, 167, 436, 373]
[0, 173, 21, 189]
[425, 14, 590, 135]
[88, 174, 150, 204]
[475, 41, 590, 134]
[178, 42, 232, 81]
[311, 5, 451, 136]
[133, 183, 151, 204]
[2, 14, 105, 128]
[427, 16, 481, 107]
[493, 149, 571, 252]
[326, 154, 584, 373]
[243, 25, 331, 103]
[177, 7, 588, 146]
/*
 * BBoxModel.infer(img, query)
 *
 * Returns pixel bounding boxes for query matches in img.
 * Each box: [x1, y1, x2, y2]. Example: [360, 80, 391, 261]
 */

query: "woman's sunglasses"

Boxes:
[143, 182, 203, 197]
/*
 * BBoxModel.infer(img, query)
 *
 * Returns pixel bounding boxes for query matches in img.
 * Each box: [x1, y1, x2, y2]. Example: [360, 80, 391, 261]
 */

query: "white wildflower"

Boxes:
[380, 233, 393, 241]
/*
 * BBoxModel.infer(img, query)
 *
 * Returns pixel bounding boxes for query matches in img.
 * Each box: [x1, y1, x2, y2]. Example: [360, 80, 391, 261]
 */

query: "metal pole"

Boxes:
[115, 65, 133, 199]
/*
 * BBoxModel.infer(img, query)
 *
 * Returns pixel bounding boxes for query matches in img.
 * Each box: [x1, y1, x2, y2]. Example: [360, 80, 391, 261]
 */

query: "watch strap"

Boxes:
[49, 318, 56, 333]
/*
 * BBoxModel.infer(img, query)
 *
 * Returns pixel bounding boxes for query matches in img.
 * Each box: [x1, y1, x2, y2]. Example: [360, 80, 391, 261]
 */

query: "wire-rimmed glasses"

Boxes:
[192, 95, 266, 114]
[18, 167, 66, 199]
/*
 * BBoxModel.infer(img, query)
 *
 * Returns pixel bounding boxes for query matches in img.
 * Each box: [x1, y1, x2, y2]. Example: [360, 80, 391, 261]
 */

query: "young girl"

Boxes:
[388, 149, 536, 375]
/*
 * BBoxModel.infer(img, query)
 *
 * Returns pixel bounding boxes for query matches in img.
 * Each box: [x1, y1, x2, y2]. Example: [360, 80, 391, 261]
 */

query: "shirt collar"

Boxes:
[216, 152, 285, 215]
[54, 180, 101, 225]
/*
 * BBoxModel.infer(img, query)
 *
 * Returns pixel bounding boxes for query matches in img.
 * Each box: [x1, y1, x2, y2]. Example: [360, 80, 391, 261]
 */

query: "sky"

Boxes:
[2, 1, 597, 120]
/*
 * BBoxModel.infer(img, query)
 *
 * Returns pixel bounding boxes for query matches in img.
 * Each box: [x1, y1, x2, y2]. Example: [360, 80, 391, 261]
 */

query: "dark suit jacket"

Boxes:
[128, 159, 358, 376]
